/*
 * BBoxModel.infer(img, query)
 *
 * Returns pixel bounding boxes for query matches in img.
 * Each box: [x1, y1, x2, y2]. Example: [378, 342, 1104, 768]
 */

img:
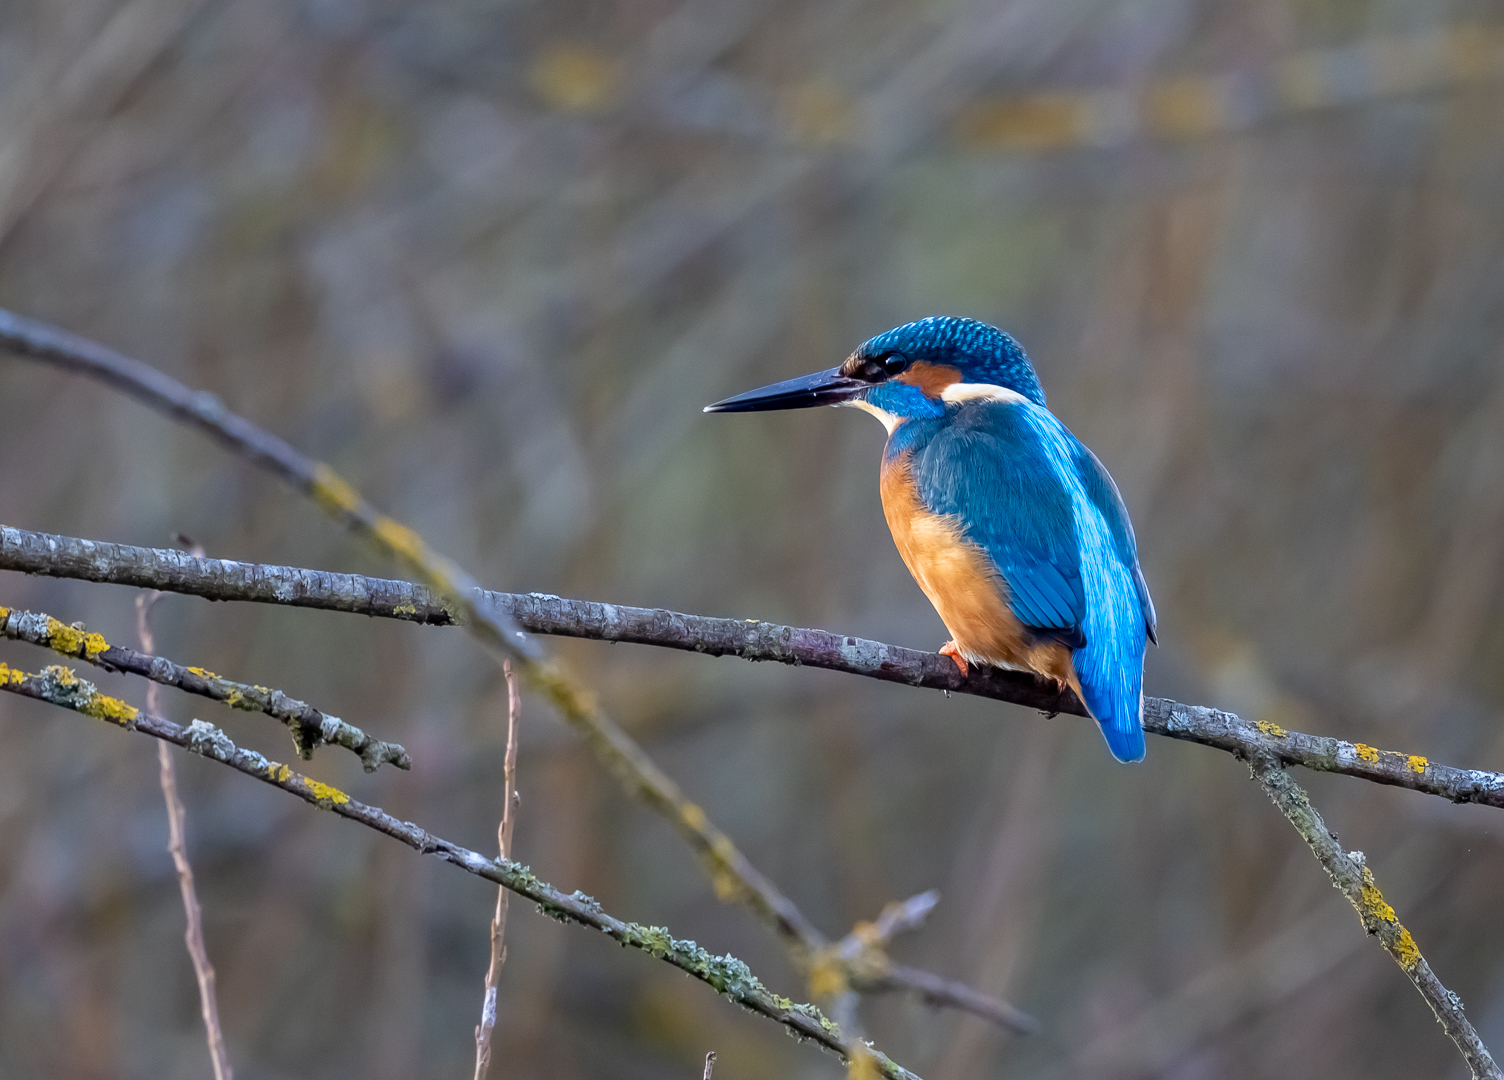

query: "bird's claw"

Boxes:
[939, 640, 968, 677]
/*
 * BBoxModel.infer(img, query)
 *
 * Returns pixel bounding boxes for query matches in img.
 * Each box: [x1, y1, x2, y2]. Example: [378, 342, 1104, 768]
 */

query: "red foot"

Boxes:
[939, 640, 968, 677]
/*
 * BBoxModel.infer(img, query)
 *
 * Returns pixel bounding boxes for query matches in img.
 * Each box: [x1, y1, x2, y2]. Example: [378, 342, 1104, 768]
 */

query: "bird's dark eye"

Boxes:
[843, 351, 910, 382]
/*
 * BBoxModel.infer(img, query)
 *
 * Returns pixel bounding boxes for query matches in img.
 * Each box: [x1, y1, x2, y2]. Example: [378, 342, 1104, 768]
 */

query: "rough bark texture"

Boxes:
[0, 602, 408, 770]
[1249, 754, 1502, 1079]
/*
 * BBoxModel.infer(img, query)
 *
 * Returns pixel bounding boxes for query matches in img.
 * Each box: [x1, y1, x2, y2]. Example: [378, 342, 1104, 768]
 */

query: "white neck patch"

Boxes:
[843, 398, 903, 433]
[940, 382, 1029, 405]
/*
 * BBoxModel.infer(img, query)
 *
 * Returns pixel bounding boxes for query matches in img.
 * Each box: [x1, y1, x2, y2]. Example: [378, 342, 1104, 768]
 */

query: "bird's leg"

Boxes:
[1045, 677, 1068, 719]
[938, 640, 969, 677]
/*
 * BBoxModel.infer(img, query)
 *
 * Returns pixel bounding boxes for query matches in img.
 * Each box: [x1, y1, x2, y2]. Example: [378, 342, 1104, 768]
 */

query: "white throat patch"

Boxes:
[843, 398, 902, 433]
[940, 382, 1029, 405]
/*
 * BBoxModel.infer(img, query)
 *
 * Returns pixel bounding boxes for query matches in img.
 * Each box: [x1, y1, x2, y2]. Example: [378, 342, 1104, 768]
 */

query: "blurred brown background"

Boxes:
[2, 1, 1504, 1078]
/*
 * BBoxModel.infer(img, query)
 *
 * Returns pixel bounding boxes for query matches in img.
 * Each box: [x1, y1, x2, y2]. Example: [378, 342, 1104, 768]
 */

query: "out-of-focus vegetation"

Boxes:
[1, 1, 1503, 1078]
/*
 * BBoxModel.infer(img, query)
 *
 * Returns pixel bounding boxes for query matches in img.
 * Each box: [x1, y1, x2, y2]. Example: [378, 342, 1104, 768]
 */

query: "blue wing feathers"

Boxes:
[895, 399, 1154, 762]
[1072, 441, 1157, 645]
[905, 408, 1087, 642]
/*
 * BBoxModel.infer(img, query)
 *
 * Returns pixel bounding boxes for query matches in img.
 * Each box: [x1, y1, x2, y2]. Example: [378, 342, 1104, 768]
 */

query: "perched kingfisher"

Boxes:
[705, 316, 1157, 762]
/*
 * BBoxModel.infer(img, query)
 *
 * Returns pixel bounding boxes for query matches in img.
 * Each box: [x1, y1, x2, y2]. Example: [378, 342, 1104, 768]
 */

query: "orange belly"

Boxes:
[880, 451, 1080, 692]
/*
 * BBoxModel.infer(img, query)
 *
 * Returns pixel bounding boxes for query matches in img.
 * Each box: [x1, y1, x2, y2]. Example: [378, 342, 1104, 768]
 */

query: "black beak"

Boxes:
[703, 367, 866, 413]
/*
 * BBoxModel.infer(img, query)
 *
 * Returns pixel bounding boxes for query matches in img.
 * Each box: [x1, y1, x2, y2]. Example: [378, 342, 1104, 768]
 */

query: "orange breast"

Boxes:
[880, 451, 1080, 691]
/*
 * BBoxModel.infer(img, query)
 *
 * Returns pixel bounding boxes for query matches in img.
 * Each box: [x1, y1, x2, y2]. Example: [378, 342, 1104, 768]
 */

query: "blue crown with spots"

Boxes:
[857, 317, 1046, 407]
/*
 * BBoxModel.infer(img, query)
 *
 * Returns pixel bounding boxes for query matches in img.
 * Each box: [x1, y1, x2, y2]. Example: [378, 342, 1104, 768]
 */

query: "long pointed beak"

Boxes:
[703, 367, 866, 413]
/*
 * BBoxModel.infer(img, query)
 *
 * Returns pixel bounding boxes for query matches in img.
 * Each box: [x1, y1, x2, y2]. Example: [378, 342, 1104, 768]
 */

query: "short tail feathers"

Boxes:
[1075, 651, 1146, 763]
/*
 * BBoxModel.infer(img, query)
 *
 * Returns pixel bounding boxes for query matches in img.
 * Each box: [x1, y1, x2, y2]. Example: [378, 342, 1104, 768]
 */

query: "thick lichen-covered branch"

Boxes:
[0, 603, 408, 771]
[0, 659, 921, 1080]
[5, 524, 1502, 813]
[1247, 753, 1502, 1080]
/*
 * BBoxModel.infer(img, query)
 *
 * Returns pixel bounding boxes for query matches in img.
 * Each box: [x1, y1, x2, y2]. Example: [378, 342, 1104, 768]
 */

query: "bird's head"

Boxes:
[704, 317, 1045, 431]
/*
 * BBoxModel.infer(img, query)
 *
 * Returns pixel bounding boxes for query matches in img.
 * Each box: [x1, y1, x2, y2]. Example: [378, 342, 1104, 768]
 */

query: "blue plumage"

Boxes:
[890, 395, 1151, 761]
[705, 315, 1157, 763]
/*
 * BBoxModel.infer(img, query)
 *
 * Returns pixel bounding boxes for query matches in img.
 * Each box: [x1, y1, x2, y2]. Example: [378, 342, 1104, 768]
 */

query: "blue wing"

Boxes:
[900, 399, 1154, 763]
[1070, 441, 1157, 644]
[903, 402, 1087, 649]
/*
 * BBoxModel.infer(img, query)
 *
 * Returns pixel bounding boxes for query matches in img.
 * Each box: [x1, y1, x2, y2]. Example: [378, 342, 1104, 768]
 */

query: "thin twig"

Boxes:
[3, 525, 1500, 813]
[0, 602, 408, 770]
[1246, 752, 1502, 1079]
[0, 659, 922, 1080]
[136, 594, 232, 1080]
[474, 661, 521, 1080]
[703, 1051, 717, 1079]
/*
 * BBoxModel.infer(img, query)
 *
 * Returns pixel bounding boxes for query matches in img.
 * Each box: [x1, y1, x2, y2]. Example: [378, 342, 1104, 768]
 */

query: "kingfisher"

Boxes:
[705, 316, 1157, 762]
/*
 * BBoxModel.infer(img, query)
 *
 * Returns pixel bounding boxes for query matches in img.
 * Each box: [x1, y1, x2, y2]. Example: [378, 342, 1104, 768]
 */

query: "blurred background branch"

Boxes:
[473, 658, 521, 1080]
[135, 582, 232, 1080]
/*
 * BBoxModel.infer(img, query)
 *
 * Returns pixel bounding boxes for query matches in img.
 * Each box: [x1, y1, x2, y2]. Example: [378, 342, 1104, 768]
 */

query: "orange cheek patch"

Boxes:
[897, 362, 961, 397]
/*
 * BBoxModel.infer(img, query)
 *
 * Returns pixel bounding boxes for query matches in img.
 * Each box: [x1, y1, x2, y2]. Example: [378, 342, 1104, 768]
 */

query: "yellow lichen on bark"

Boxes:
[1359, 866, 1422, 972]
[310, 463, 363, 515]
[372, 516, 428, 564]
[707, 835, 743, 901]
[82, 690, 140, 725]
[301, 777, 350, 805]
[1255, 720, 1288, 738]
[1354, 743, 1380, 763]
[1407, 755, 1428, 774]
[44, 617, 109, 659]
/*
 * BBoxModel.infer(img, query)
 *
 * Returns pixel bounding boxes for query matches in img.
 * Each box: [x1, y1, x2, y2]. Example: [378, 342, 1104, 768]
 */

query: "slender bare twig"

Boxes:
[0, 659, 921, 1080]
[703, 1051, 717, 1079]
[474, 661, 522, 1080]
[1247, 753, 1501, 1079]
[4, 525, 1501, 814]
[0, 603, 408, 770]
[136, 594, 232, 1080]
[0, 313, 1030, 1030]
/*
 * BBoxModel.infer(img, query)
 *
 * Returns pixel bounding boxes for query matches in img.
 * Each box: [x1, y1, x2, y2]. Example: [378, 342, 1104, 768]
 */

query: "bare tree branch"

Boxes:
[1248, 753, 1502, 1079]
[0, 657, 923, 1080]
[0, 533, 1030, 1033]
[0, 308, 1034, 1032]
[0, 309, 796, 939]
[136, 593, 232, 1080]
[0, 603, 409, 770]
[474, 660, 521, 1080]
[3, 524, 1500, 813]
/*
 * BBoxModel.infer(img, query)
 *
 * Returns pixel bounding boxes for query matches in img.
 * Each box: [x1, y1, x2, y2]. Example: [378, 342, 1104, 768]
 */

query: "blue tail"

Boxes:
[1075, 648, 1146, 763]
